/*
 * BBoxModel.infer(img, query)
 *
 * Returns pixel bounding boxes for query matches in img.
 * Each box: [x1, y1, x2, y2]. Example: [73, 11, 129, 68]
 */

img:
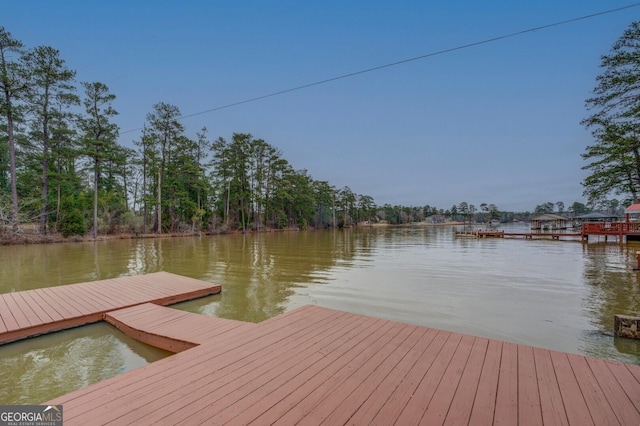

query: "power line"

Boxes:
[120, 3, 640, 136]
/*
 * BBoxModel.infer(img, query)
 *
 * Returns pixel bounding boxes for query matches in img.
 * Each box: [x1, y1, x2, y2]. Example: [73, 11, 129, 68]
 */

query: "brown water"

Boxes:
[0, 323, 170, 404]
[1, 224, 640, 404]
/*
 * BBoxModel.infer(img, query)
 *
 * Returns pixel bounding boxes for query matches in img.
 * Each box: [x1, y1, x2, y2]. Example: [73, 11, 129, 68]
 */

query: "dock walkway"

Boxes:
[459, 222, 640, 242]
[48, 304, 640, 425]
[105, 303, 254, 353]
[0, 272, 221, 345]
[476, 230, 583, 240]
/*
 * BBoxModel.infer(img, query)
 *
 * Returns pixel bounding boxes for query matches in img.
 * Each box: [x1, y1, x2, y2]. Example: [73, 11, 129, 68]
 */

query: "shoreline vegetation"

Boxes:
[2, 22, 637, 251]
[0, 221, 472, 246]
[2, 26, 540, 244]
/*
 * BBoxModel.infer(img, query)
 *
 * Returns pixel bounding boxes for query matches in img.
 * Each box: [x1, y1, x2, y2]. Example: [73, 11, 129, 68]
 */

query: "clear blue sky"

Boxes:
[5, 1, 639, 211]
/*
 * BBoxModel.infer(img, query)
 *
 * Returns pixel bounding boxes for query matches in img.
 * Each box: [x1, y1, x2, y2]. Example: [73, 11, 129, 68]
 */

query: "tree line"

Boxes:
[0, 27, 386, 237]
[581, 21, 640, 207]
[0, 26, 532, 239]
[4, 20, 623, 239]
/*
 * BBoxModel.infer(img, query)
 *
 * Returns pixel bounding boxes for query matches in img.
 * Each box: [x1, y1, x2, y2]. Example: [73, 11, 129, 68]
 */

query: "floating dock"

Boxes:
[456, 222, 640, 242]
[0, 271, 221, 345]
[50, 305, 640, 425]
[105, 302, 254, 353]
[455, 229, 583, 240]
[476, 230, 583, 240]
[2, 273, 638, 424]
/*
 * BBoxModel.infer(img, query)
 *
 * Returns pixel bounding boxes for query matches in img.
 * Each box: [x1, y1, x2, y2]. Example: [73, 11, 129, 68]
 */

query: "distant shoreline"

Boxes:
[0, 221, 502, 246]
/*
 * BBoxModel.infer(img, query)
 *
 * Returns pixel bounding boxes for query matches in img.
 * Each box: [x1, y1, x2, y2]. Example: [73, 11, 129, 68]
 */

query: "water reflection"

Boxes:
[0, 226, 639, 364]
[579, 242, 640, 362]
[0, 323, 170, 404]
[193, 232, 357, 322]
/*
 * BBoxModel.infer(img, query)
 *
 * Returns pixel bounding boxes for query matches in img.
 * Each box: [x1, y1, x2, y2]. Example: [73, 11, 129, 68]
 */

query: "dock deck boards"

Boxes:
[0, 272, 221, 345]
[2, 272, 637, 424]
[45, 304, 640, 425]
[105, 303, 254, 352]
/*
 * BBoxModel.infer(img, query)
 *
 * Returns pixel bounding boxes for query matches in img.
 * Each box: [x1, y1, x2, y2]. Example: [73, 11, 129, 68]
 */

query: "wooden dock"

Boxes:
[476, 230, 583, 240]
[455, 230, 584, 240]
[46, 304, 640, 425]
[0, 272, 221, 345]
[458, 222, 640, 242]
[105, 303, 254, 353]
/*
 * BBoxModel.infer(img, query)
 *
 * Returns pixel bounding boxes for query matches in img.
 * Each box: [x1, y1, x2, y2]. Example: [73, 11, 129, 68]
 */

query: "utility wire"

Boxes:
[121, 3, 640, 136]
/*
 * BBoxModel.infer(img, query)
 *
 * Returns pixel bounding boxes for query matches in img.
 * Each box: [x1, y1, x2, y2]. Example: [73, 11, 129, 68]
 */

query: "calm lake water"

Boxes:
[1, 224, 640, 404]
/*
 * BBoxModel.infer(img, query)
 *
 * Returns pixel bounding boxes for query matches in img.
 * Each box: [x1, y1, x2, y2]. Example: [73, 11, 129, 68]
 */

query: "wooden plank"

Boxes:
[420, 334, 476, 425]
[347, 328, 439, 424]
[517, 344, 542, 425]
[0, 272, 221, 345]
[53, 285, 109, 313]
[586, 357, 640, 425]
[443, 337, 490, 425]
[550, 351, 594, 425]
[0, 294, 19, 331]
[468, 339, 502, 426]
[106, 304, 169, 326]
[29, 288, 73, 320]
[607, 362, 640, 413]
[104, 303, 255, 352]
[55, 285, 109, 315]
[105, 303, 254, 348]
[298, 323, 422, 425]
[39, 286, 94, 319]
[493, 341, 518, 426]
[225, 318, 398, 425]
[567, 353, 618, 425]
[370, 330, 451, 424]
[625, 362, 640, 385]
[105, 312, 198, 353]
[30, 303, 640, 426]
[190, 319, 254, 340]
[112, 303, 164, 320]
[63, 283, 125, 311]
[73, 279, 159, 308]
[20, 290, 61, 323]
[190, 314, 388, 425]
[131, 275, 194, 294]
[532, 347, 569, 426]
[53, 305, 339, 424]
[119, 274, 220, 302]
[92, 279, 168, 302]
[393, 332, 464, 425]
[90, 310, 339, 424]
[8, 292, 47, 325]
[142, 310, 366, 425]
[36, 286, 86, 317]
[2, 293, 32, 328]
[0, 306, 7, 333]
[165, 318, 253, 343]
[272, 320, 407, 425]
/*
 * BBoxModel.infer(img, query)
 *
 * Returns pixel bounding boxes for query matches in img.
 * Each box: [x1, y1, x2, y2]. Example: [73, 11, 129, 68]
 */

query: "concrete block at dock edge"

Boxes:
[614, 314, 640, 339]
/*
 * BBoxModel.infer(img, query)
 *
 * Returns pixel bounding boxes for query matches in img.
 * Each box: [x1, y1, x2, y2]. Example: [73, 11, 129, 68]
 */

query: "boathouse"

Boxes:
[625, 203, 640, 221]
[575, 212, 620, 223]
[530, 213, 569, 230]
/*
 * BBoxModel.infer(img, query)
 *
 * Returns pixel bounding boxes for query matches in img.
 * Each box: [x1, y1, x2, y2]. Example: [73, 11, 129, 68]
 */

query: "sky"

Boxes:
[4, 1, 639, 212]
